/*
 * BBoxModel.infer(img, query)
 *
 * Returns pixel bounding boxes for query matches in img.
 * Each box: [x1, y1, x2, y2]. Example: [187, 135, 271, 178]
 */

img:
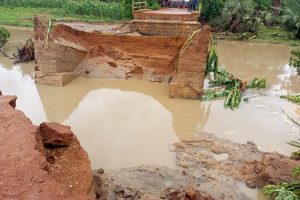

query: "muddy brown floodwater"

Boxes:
[0, 27, 300, 199]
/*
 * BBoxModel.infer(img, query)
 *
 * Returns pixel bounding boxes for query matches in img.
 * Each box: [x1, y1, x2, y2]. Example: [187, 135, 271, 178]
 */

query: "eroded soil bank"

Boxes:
[0, 94, 92, 199]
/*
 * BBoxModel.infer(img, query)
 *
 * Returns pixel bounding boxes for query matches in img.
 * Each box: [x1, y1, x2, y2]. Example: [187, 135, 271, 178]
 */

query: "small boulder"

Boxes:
[39, 122, 74, 146]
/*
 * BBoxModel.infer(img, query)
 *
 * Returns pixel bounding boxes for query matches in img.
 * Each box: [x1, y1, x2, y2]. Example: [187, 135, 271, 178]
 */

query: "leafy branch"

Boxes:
[203, 41, 267, 110]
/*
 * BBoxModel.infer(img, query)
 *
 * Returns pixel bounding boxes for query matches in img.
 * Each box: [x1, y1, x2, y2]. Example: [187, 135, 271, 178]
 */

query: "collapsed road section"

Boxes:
[34, 17, 210, 99]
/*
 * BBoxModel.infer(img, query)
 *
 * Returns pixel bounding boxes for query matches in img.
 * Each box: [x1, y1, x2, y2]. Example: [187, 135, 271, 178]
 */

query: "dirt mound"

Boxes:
[0, 94, 92, 199]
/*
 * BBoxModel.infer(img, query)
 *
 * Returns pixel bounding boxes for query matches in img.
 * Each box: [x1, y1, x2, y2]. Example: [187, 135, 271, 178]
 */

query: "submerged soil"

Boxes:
[1, 27, 300, 199]
[91, 134, 300, 200]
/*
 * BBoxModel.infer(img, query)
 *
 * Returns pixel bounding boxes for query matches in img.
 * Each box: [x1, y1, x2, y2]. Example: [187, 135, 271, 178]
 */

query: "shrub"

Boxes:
[281, 0, 300, 38]
[215, 0, 264, 33]
[146, 0, 160, 10]
[201, 0, 225, 22]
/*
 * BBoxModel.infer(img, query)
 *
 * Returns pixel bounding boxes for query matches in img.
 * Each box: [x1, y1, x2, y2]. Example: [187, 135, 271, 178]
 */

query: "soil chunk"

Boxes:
[39, 122, 74, 146]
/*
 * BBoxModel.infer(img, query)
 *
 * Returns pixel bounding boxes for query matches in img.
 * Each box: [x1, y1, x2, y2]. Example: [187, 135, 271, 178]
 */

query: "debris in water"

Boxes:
[281, 94, 300, 104]
[203, 41, 267, 110]
[0, 26, 10, 57]
[14, 38, 34, 64]
[0, 26, 10, 48]
[289, 49, 300, 74]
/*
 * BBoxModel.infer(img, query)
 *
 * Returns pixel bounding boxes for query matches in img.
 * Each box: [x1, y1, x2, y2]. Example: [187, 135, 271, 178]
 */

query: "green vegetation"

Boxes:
[0, 7, 126, 27]
[202, 0, 300, 45]
[0, 0, 132, 23]
[281, 94, 300, 104]
[289, 50, 300, 73]
[146, 0, 160, 10]
[263, 141, 300, 199]
[203, 42, 267, 110]
[0, 26, 10, 47]
[201, 0, 225, 22]
[263, 182, 300, 200]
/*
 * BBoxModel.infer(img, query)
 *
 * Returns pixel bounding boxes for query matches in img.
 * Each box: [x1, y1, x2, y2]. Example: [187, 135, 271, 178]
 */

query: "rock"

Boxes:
[37, 123, 93, 195]
[94, 174, 103, 187]
[97, 168, 105, 174]
[95, 186, 104, 198]
[0, 95, 17, 108]
[164, 187, 215, 200]
[39, 122, 74, 146]
[115, 185, 124, 193]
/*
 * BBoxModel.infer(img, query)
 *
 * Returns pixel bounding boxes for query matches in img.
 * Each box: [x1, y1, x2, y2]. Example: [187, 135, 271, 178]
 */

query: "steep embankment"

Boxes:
[0, 93, 92, 199]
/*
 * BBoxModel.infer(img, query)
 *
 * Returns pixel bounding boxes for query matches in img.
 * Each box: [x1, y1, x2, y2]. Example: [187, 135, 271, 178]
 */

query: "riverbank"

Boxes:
[214, 27, 300, 46]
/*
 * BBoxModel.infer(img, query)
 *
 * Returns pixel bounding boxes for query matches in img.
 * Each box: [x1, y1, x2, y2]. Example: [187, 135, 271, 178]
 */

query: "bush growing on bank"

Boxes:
[1, 0, 132, 20]
[0, 26, 10, 48]
[201, 0, 300, 39]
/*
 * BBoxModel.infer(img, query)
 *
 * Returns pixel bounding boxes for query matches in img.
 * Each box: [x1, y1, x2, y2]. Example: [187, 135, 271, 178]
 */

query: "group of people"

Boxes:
[159, 0, 199, 11]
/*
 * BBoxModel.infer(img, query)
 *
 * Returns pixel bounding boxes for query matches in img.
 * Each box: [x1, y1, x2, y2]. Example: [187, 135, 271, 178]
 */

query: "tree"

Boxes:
[282, 0, 300, 38]
[201, 0, 225, 22]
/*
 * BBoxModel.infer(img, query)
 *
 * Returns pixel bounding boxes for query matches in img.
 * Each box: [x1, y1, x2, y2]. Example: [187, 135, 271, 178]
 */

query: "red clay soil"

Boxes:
[0, 94, 92, 200]
[51, 24, 186, 74]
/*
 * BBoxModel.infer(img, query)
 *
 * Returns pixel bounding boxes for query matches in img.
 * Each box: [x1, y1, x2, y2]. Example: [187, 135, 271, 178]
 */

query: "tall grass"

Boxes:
[1, 0, 132, 20]
[2, 0, 65, 8]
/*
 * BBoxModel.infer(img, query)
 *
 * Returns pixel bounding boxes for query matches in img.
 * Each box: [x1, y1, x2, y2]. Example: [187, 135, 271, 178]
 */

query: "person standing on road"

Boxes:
[188, 0, 193, 11]
[193, 0, 198, 11]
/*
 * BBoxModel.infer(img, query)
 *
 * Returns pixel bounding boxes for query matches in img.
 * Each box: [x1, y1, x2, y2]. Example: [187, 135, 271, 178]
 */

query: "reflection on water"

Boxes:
[0, 60, 46, 124]
[64, 89, 178, 169]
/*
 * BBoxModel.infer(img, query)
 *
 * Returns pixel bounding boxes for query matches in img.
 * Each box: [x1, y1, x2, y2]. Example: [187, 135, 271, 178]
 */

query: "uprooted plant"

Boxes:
[281, 94, 300, 104]
[0, 26, 11, 57]
[0, 26, 10, 48]
[13, 38, 35, 64]
[202, 41, 267, 110]
[263, 141, 300, 199]
[289, 49, 300, 74]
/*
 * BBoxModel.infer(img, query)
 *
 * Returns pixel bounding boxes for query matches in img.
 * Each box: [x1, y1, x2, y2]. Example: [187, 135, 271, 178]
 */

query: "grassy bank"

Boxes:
[0, 7, 127, 27]
[0, 0, 131, 27]
[0, 0, 131, 19]
[214, 27, 300, 46]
